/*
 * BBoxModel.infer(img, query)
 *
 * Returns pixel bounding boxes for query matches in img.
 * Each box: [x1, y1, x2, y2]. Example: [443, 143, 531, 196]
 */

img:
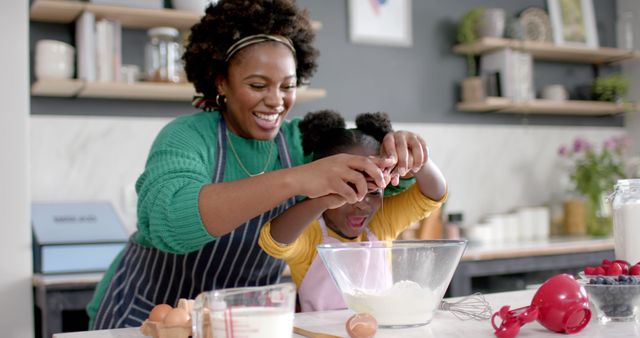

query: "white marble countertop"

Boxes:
[53, 289, 640, 338]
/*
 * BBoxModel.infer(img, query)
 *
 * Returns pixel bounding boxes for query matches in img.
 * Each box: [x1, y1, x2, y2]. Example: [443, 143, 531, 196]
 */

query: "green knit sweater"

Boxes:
[87, 111, 306, 324]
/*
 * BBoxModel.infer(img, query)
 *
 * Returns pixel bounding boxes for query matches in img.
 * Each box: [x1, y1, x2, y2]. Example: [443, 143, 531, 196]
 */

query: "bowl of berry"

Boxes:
[580, 260, 640, 324]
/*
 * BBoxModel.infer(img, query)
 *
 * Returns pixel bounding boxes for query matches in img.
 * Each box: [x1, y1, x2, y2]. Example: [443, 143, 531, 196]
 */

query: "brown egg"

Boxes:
[148, 304, 172, 322]
[345, 313, 377, 338]
[163, 307, 191, 326]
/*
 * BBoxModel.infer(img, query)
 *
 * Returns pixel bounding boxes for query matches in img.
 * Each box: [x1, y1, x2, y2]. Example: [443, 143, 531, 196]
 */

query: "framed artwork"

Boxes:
[547, 0, 599, 48]
[348, 0, 412, 47]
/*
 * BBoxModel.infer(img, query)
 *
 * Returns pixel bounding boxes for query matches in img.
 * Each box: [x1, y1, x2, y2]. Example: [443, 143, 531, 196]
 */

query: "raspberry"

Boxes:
[614, 260, 631, 269]
[595, 266, 606, 275]
[584, 267, 597, 275]
[608, 263, 623, 276]
[630, 265, 640, 276]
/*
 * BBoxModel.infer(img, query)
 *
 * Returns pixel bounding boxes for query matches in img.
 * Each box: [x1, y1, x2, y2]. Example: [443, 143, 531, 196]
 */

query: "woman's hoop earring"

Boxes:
[215, 94, 226, 107]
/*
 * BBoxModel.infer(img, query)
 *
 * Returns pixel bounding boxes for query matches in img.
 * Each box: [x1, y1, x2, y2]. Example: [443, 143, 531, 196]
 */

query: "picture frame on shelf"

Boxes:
[547, 0, 599, 48]
[348, 0, 412, 47]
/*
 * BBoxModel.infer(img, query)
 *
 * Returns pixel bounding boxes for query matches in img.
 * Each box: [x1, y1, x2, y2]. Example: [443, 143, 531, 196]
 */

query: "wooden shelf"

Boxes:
[30, 0, 322, 30]
[453, 37, 640, 64]
[31, 80, 326, 103]
[31, 79, 84, 97]
[456, 97, 638, 115]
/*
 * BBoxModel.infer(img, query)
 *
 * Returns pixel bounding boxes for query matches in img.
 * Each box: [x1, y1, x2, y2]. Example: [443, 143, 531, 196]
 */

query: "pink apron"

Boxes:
[298, 217, 379, 312]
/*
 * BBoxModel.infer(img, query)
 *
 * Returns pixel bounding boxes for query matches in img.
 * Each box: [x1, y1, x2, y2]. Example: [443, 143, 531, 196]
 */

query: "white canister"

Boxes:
[611, 179, 640, 264]
[541, 84, 568, 101]
[35, 39, 75, 80]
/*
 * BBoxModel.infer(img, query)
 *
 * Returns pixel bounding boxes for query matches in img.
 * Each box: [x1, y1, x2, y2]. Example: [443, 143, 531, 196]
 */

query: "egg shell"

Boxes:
[345, 313, 377, 338]
[148, 304, 173, 322]
[163, 307, 191, 327]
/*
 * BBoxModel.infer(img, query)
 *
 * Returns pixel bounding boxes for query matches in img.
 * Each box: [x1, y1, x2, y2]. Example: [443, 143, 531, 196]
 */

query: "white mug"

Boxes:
[35, 39, 75, 80]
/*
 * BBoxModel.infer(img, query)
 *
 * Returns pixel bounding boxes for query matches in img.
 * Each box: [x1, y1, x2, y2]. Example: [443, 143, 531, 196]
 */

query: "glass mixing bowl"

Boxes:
[316, 239, 467, 328]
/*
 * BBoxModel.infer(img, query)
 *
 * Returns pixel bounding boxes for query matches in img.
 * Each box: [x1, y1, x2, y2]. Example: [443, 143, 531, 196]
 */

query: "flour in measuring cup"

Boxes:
[343, 280, 438, 326]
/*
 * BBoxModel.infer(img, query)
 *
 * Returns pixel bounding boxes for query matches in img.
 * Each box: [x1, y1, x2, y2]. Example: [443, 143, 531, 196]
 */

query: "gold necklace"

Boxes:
[226, 131, 274, 177]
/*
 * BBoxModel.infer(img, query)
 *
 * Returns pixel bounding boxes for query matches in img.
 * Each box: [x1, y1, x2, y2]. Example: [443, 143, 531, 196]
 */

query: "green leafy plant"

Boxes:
[558, 136, 629, 235]
[592, 74, 630, 102]
[457, 8, 483, 77]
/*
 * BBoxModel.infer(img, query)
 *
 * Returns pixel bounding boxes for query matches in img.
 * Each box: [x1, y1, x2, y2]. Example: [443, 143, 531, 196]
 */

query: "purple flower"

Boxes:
[573, 138, 591, 153]
[558, 145, 568, 156]
[604, 138, 616, 151]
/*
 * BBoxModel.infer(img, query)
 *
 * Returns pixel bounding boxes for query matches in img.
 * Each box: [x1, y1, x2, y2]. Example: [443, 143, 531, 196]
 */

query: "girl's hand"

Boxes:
[294, 153, 394, 203]
[381, 131, 429, 186]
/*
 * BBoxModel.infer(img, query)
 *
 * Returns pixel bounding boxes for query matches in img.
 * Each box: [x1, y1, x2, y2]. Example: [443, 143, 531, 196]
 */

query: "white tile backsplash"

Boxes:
[31, 116, 626, 231]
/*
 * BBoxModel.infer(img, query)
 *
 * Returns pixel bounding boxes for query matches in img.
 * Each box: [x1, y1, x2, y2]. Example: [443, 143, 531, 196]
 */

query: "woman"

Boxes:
[88, 0, 418, 329]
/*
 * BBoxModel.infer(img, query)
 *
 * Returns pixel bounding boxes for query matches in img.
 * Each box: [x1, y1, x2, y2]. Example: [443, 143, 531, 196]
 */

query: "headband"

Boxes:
[225, 34, 296, 62]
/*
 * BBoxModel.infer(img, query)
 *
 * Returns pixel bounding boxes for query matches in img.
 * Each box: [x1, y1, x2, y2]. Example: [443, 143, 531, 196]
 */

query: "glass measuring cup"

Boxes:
[191, 283, 296, 338]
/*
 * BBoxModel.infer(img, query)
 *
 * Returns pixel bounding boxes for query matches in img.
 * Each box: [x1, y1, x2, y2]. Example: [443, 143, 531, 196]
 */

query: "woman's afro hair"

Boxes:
[183, 0, 319, 100]
[299, 110, 393, 159]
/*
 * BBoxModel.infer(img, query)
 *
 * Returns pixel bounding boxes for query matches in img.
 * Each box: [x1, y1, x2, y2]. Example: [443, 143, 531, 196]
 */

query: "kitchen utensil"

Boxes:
[531, 274, 591, 333]
[316, 240, 467, 328]
[491, 274, 590, 337]
[293, 326, 341, 338]
[191, 283, 296, 338]
[491, 304, 539, 338]
[440, 293, 493, 320]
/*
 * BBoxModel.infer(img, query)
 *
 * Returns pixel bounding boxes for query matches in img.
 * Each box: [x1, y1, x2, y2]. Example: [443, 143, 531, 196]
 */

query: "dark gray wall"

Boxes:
[30, 0, 623, 126]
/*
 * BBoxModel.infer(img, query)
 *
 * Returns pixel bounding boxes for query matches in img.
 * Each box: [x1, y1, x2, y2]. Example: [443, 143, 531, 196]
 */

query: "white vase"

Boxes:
[477, 8, 506, 38]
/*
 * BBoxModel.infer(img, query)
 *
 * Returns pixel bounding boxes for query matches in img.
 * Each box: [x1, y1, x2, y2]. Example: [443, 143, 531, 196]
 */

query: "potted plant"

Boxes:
[557, 137, 629, 236]
[457, 8, 485, 102]
[592, 74, 630, 103]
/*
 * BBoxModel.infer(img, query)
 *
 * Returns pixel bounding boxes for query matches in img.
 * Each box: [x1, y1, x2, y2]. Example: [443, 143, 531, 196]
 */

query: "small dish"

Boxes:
[580, 276, 640, 324]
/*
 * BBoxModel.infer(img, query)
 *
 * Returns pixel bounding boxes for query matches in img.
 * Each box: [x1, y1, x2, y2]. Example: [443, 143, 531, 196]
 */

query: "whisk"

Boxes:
[440, 293, 493, 321]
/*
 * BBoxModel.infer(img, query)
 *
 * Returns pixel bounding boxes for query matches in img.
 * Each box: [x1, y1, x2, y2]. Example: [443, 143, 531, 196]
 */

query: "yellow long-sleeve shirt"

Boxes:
[259, 184, 447, 289]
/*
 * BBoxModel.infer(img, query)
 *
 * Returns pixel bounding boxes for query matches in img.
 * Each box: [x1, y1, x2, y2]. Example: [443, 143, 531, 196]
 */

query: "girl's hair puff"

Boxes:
[299, 110, 392, 160]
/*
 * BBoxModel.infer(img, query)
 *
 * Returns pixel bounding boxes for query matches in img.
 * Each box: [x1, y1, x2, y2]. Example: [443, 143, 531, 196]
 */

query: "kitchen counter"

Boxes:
[52, 289, 640, 337]
[462, 236, 613, 261]
[449, 237, 614, 296]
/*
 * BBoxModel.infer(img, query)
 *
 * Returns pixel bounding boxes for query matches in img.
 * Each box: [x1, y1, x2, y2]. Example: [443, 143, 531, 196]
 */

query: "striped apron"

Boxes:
[92, 116, 296, 329]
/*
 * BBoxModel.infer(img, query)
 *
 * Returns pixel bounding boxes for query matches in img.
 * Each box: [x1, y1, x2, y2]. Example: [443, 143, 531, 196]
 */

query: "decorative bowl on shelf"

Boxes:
[172, 0, 218, 12]
[316, 240, 467, 328]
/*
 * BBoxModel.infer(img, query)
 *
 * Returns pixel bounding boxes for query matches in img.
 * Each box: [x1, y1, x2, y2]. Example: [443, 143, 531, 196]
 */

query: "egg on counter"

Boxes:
[163, 307, 191, 326]
[345, 313, 377, 338]
[148, 304, 173, 322]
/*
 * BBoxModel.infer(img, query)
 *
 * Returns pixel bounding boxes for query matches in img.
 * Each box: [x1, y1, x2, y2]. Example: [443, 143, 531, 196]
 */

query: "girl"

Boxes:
[259, 110, 447, 312]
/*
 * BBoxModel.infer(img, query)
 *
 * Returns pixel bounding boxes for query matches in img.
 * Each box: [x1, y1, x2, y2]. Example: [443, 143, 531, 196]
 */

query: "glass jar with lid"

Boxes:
[611, 179, 640, 264]
[144, 27, 182, 83]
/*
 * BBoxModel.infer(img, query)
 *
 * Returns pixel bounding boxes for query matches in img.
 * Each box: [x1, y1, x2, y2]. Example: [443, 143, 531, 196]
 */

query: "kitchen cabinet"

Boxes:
[448, 237, 614, 297]
[453, 37, 640, 115]
[29, 0, 326, 103]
